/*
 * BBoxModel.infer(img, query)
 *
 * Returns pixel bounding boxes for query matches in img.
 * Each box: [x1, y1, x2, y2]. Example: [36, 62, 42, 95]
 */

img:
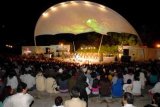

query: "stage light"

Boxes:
[60, 2, 67, 7]
[50, 7, 57, 11]
[99, 5, 107, 11]
[60, 43, 63, 46]
[5, 44, 13, 48]
[156, 44, 160, 48]
[84, 1, 92, 7]
[70, 1, 78, 5]
[42, 12, 48, 18]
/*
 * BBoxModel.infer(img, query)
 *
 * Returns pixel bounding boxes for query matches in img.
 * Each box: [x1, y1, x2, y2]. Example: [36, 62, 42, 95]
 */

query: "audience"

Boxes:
[0, 55, 160, 107]
[64, 87, 86, 107]
[6, 70, 18, 94]
[122, 92, 135, 107]
[76, 71, 88, 105]
[52, 96, 64, 107]
[3, 82, 34, 107]
[36, 72, 46, 92]
[123, 79, 133, 93]
[132, 72, 142, 96]
[20, 70, 36, 91]
[99, 74, 112, 97]
[112, 72, 123, 97]
[0, 86, 13, 107]
[148, 79, 160, 95]
[144, 93, 160, 107]
[45, 74, 59, 94]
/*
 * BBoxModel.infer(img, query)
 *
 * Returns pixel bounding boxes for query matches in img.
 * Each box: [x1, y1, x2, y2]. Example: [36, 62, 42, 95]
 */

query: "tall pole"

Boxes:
[34, 36, 37, 53]
[73, 41, 75, 52]
[34, 36, 37, 46]
[98, 34, 104, 54]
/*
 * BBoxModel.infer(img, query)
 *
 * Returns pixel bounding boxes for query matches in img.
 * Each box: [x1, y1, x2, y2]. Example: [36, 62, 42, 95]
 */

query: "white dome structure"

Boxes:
[34, 1, 141, 42]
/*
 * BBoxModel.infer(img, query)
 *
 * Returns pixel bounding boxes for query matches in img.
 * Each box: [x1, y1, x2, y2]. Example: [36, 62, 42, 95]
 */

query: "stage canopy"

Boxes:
[34, 1, 139, 37]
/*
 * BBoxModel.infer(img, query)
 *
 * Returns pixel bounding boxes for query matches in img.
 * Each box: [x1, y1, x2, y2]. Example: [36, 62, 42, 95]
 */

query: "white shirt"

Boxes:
[132, 81, 141, 95]
[45, 77, 58, 93]
[150, 82, 160, 93]
[123, 74, 134, 84]
[3, 93, 34, 107]
[123, 84, 133, 93]
[23, 74, 35, 89]
[20, 74, 26, 83]
[36, 73, 46, 91]
[124, 104, 135, 107]
[7, 76, 18, 90]
[64, 98, 86, 107]
[52, 105, 64, 107]
[140, 72, 146, 87]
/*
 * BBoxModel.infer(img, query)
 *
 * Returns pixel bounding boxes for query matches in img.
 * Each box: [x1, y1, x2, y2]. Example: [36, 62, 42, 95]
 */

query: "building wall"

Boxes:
[22, 45, 70, 57]
[122, 46, 160, 61]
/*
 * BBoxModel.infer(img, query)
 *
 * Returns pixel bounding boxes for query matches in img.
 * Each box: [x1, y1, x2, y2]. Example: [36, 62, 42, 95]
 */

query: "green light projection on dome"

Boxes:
[86, 19, 103, 33]
[59, 24, 92, 34]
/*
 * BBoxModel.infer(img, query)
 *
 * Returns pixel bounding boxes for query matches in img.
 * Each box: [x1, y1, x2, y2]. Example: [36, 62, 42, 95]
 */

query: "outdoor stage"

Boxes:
[53, 55, 115, 65]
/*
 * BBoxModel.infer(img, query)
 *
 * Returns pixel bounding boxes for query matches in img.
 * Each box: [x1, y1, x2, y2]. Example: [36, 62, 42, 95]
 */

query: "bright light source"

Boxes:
[50, 7, 57, 11]
[84, 1, 92, 6]
[70, 1, 78, 5]
[99, 5, 106, 11]
[42, 12, 48, 17]
[5, 44, 13, 48]
[156, 44, 160, 48]
[60, 43, 63, 46]
[60, 3, 67, 7]
[86, 19, 92, 23]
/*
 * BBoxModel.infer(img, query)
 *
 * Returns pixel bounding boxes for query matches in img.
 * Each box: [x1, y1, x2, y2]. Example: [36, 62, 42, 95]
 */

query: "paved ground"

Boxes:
[29, 86, 152, 107]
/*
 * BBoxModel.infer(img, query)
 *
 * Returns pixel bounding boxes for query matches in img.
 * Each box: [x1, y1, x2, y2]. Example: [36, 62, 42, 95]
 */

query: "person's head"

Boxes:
[0, 86, 13, 102]
[3, 86, 13, 96]
[127, 79, 132, 84]
[152, 93, 160, 106]
[55, 96, 63, 106]
[8, 70, 16, 78]
[17, 82, 27, 94]
[122, 92, 134, 105]
[70, 87, 80, 98]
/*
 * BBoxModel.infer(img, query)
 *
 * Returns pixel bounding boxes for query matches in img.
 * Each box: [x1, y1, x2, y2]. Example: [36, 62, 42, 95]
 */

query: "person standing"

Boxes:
[64, 87, 86, 107]
[3, 82, 34, 107]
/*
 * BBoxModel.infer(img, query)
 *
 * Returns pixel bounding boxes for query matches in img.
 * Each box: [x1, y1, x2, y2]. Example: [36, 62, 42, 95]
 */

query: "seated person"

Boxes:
[144, 93, 160, 107]
[3, 82, 34, 107]
[99, 76, 111, 97]
[52, 96, 64, 107]
[123, 79, 133, 93]
[148, 80, 160, 95]
[121, 92, 135, 107]
[64, 87, 86, 107]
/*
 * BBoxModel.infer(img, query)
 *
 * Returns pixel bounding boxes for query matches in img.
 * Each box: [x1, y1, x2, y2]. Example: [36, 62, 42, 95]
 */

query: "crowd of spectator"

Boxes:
[0, 55, 160, 107]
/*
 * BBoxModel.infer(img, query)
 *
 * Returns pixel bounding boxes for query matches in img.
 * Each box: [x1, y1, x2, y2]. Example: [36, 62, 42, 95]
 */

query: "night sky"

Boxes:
[1, 0, 160, 50]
